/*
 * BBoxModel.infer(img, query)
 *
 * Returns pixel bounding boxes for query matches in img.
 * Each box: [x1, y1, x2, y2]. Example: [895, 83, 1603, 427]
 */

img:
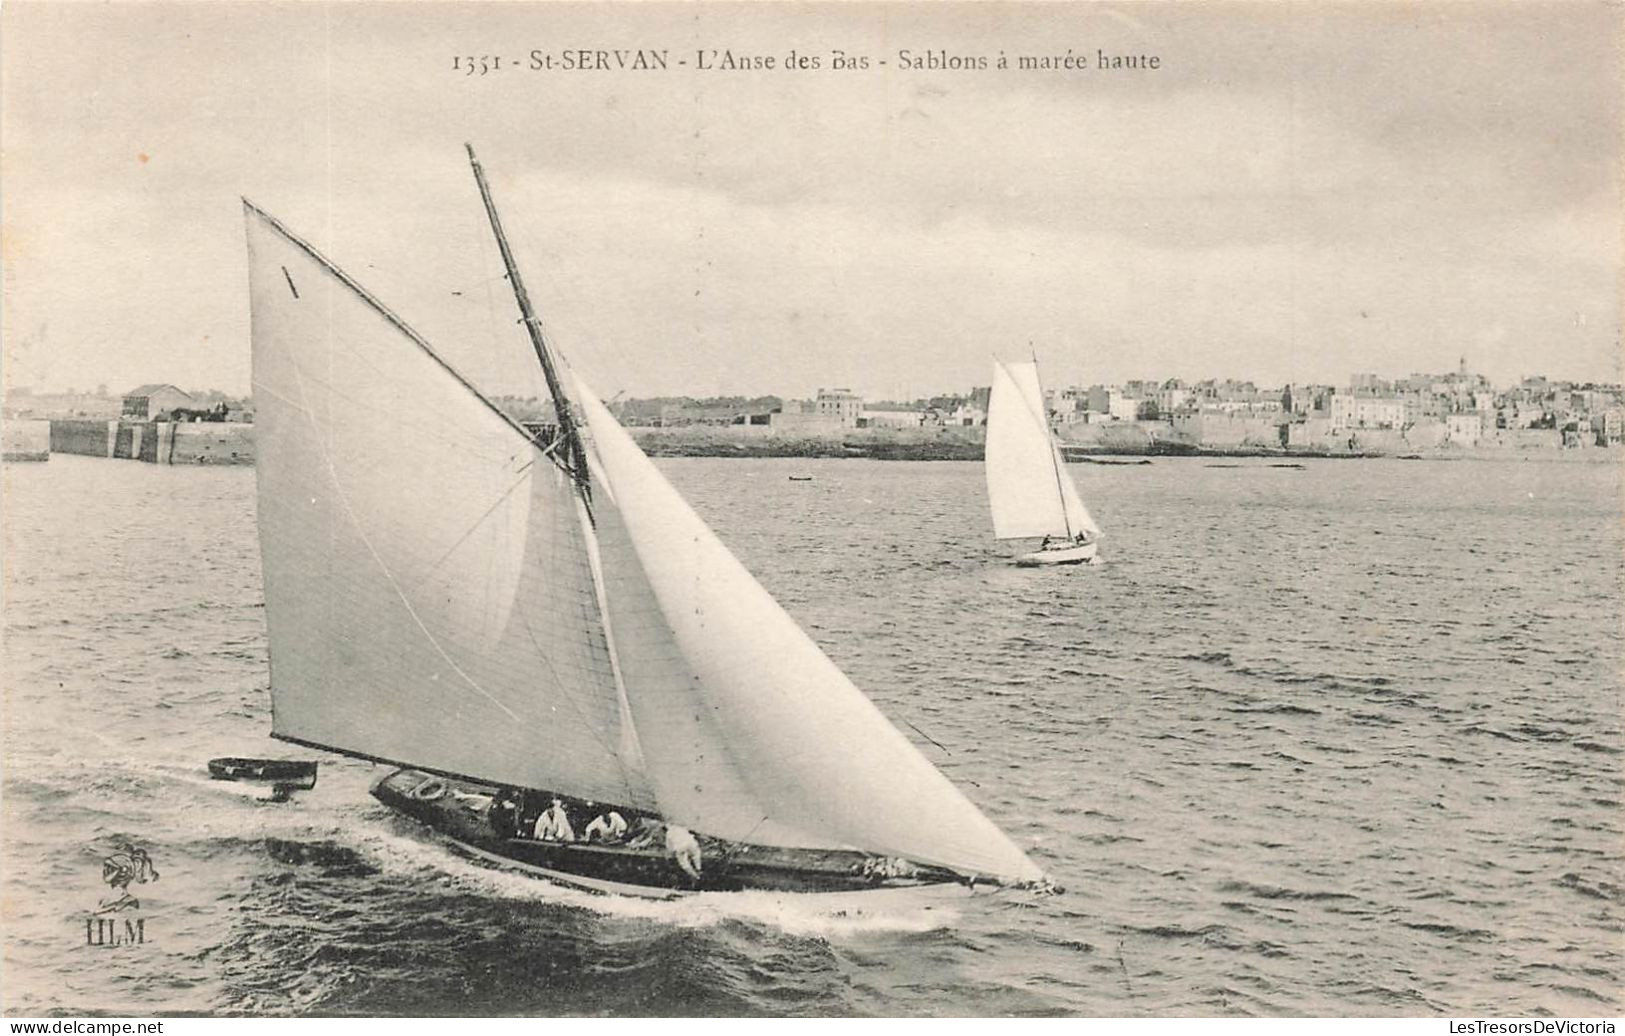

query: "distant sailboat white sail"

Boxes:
[243, 150, 1051, 897]
[985, 360, 1101, 566]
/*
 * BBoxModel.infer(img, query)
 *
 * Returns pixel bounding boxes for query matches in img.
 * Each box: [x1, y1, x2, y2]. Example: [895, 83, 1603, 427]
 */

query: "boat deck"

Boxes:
[371, 769, 965, 896]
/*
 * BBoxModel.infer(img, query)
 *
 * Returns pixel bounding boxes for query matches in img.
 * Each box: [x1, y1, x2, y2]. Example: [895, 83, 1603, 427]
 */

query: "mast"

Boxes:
[466, 144, 591, 500]
[1030, 349, 1073, 539]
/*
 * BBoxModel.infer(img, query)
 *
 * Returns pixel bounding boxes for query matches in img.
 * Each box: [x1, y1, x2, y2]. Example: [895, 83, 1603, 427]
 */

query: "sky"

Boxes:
[2, 1, 1619, 401]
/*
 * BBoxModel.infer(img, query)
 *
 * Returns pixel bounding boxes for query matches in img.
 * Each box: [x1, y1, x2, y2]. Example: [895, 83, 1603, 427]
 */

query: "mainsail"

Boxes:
[245, 202, 655, 810]
[985, 360, 1100, 541]
[245, 177, 1046, 887]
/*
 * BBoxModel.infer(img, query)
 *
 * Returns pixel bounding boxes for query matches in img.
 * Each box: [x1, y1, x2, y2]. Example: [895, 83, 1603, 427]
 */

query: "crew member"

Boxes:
[666, 824, 703, 881]
[489, 788, 521, 838]
[584, 810, 629, 844]
[533, 797, 576, 842]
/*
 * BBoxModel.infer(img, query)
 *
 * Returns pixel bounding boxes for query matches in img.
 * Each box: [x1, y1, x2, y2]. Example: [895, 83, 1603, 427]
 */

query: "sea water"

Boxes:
[2, 453, 1619, 1016]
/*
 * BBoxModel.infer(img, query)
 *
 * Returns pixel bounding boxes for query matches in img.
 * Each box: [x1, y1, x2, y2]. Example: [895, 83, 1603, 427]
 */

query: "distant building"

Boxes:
[1086, 385, 1139, 422]
[813, 388, 863, 427]
[1282, 383, 1331, 415]
[861, 407, 924, 430]
[1328, 393, 1404, 432]
[768, 410, 844, 434]
[122, 384, 193, 420]
[1153, 382, 1191, 415]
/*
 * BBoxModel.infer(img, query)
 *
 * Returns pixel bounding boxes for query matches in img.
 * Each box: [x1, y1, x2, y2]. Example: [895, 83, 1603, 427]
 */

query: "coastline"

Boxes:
[17, 417, 1621, 466]
[629, 432, 1618, 463]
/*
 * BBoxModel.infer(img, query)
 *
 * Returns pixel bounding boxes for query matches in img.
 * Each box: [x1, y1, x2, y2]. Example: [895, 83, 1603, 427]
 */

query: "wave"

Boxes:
[1216, 881, 1357, 903]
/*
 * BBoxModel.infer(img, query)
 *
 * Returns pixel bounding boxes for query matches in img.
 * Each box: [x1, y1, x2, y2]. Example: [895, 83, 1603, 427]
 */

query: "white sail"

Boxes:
[575, 375, 1045, 884]
[1052, 439, 1101, 539]
[244, 202, 655, 810]
[586, 482, 832, 851]
[985, 361, 1099, 540]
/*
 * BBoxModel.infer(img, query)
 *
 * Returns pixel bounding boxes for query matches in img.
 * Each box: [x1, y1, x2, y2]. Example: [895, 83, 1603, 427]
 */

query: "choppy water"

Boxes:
[2, 452, 1621, 1016]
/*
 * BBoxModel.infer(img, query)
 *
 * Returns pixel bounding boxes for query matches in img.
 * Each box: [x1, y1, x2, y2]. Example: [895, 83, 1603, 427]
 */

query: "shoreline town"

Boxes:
[3, 361, 1621, 465]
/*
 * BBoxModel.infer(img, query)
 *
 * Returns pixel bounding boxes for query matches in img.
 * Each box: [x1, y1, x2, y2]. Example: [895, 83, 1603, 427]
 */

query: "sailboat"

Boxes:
[985, 359, 1102, 567]
[241, 147, 1053, 900]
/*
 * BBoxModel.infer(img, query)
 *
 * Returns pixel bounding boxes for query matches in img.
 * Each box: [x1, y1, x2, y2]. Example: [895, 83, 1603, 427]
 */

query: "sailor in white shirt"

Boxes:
[583, 810, 628, 844]
[533, 798, 576, 842]
[665, 823, 703, 880]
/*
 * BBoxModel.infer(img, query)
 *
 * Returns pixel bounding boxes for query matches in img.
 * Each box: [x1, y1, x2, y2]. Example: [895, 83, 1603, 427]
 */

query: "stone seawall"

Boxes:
[34, 418, 1605, 466]
[170, 423, 254, 464]
[50, 419, 116, 458]
[47, 419, 256, 464]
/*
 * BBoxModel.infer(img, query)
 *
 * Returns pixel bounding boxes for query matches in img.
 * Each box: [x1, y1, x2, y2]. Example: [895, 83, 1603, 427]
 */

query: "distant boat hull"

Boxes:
[1014, 541, 1099, 567]
[372, 769, 968, 899]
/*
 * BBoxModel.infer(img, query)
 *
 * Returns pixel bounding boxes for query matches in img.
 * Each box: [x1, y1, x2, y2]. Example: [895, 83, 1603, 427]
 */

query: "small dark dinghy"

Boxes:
[208, 757, 318, 790]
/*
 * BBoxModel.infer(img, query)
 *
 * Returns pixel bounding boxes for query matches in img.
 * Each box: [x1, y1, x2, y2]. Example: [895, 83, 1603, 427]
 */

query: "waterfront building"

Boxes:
[1154, 380, 1191, 416]
[768, 409, 844, 434]
[1085, 385, 1139, 421]
[1281, 383, 1332, 415]
[861, 406, 925, 430]
[1328, 393, 1406, 432]
[121, 384, 193, 421]
[813, 388, 863, 427]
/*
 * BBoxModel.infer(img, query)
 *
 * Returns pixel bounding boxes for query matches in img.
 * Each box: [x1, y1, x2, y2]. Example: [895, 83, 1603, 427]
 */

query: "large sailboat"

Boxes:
[242, 148, 1052, 900]
[985, 359, 1102, 567]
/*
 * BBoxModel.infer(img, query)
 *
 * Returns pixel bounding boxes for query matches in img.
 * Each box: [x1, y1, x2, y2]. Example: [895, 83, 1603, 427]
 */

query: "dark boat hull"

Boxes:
[208, 757, 318, 788]
[371, 769, 967, 899]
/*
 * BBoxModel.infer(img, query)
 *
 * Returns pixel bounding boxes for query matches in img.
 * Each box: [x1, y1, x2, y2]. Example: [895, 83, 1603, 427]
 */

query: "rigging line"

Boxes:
[904, 719, 952, 756]
[521, 429, 576, 481]
[286, 354, 522, 723]
[531, 431, 566, 461]
[716, 815, 774, 870]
